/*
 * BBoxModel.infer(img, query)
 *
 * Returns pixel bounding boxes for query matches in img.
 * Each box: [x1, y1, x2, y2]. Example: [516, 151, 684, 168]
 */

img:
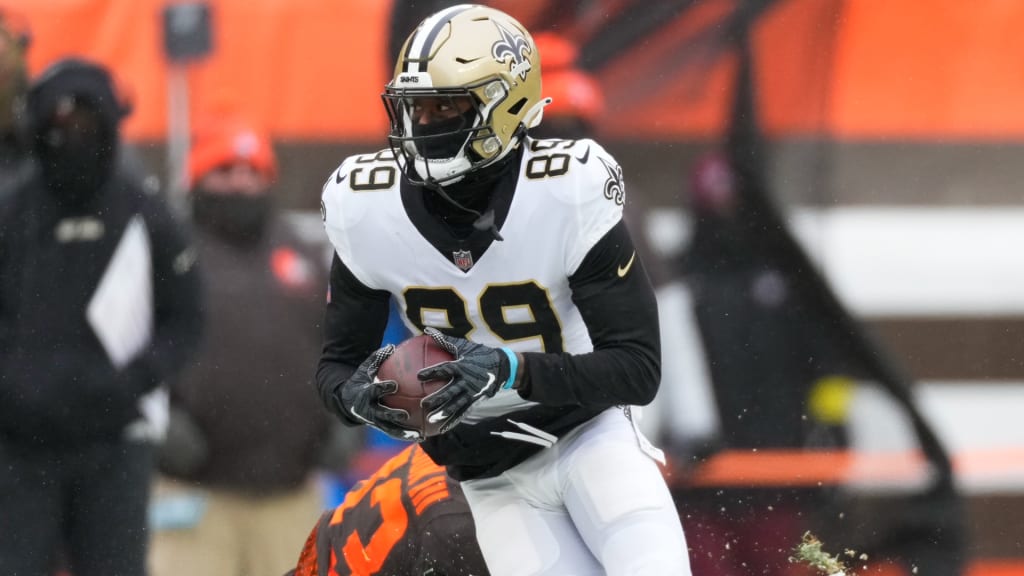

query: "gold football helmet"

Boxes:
[383, 4, 547, 185]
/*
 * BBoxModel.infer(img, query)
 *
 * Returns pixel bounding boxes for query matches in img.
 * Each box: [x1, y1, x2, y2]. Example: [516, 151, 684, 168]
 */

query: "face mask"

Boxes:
[411, 107, 476, 160]
[35, 103, 117, 208]
[38, 140, 114, 205]
[192, 189, 272, 245]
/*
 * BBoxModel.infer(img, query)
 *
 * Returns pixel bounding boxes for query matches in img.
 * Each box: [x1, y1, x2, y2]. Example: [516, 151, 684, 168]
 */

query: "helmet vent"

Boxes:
[506, 97, 528, 116]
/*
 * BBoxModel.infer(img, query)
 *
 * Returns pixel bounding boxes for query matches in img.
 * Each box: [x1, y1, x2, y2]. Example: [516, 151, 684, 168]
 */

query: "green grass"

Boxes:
[790, 531, 868, 576]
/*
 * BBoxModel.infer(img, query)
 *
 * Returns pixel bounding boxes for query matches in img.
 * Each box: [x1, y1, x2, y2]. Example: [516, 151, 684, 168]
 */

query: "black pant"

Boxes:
[0, 437, 154, 576]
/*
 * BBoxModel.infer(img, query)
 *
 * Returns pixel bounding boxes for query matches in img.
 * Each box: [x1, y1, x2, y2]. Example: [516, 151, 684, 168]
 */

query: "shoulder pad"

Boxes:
[524, 138, 625, 209]
[321, 148, 400, 231]
[520, 138, 625, 273]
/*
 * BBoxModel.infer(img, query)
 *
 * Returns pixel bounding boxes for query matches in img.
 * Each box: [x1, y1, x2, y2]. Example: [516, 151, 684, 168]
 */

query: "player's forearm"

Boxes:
[316, 320, 387, 425]
[317, 253, 392, 423]
[315, 355, 359, 424]
[516, 342, 660, 407]
[516, 223, 662, 406]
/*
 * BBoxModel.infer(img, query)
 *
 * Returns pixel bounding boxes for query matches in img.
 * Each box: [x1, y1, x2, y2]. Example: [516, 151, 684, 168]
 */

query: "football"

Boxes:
[377, 333, 456, 438]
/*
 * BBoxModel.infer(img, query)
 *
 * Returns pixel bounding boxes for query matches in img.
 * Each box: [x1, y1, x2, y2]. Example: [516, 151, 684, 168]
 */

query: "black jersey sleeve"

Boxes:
[516, 220, 661, 407]
[315, 252, 392, 424]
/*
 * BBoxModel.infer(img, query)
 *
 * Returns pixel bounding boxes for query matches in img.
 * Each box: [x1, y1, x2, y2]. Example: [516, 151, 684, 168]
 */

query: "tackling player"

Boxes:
[315, 4, 691, 574]
[286, 444, 487, 576]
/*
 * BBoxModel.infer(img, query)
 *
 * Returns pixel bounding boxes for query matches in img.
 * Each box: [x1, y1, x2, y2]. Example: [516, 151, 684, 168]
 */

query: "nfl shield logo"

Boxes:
[453, 250, 474, 271]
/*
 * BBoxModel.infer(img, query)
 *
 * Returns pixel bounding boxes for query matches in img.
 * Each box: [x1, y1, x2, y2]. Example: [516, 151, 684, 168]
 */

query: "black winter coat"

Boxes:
[0, 166, 203, 445]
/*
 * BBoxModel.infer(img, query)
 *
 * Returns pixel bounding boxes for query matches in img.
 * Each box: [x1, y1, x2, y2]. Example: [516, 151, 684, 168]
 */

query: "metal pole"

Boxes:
[166, 63, 190, 220]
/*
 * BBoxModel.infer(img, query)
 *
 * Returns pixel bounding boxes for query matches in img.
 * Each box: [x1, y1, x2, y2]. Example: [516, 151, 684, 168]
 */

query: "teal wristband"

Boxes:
[500, 348, 519, 390]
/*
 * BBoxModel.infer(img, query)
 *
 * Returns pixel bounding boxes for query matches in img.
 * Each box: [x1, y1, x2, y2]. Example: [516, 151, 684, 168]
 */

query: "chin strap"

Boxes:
[471, 208, 501, 240]
[523, 97, 552, 129]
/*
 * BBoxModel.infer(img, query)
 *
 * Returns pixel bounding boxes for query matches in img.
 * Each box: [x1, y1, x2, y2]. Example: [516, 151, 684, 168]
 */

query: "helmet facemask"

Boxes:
[383, 78, 511, 186]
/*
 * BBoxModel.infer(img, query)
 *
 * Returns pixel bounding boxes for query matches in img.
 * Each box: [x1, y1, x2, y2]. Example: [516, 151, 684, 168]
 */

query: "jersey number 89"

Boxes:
[403, 281, 564, 353]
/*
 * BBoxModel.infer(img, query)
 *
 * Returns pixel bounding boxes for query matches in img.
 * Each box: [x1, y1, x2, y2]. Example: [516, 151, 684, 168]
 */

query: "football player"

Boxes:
[315, 4, 691, 574]
[286, 444, 487, 576]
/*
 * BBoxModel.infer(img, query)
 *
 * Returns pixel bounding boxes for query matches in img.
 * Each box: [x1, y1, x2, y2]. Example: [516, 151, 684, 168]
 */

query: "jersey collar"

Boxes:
[400, 148, 522, 272]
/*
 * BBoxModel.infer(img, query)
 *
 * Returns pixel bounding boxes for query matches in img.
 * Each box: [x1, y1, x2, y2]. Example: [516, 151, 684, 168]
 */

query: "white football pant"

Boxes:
[460, 407, 692, 576]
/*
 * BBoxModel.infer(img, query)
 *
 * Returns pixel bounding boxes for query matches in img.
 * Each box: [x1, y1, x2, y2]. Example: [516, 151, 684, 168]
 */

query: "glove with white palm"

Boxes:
[418, 327, 519, 434]
[336, 345, 423, 441]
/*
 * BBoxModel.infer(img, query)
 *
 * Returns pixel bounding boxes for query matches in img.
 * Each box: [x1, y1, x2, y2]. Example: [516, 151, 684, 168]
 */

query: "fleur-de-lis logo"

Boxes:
[600, 157, 625, 206]
[491, 21, 532, 81]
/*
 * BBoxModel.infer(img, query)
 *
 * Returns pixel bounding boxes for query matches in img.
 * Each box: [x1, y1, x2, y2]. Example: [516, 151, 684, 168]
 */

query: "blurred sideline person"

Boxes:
[149, 114, 334, 576]
[316, 5, 690, 575]
[0, 57, 202, 576]
[0, 10, 154, 195]
[0, 8, 29, 182]
[661, 151, 853, 576]
[286, 444, 488, 576]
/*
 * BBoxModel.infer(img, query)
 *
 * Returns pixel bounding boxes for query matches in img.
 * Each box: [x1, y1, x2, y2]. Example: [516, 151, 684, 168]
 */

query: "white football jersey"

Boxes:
[321, 138, 625, 421]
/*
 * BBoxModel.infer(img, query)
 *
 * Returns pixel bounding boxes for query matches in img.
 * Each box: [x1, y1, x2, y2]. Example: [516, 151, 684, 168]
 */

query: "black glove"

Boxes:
[337, 345, 423, 441]
[418, 327, 519, 434]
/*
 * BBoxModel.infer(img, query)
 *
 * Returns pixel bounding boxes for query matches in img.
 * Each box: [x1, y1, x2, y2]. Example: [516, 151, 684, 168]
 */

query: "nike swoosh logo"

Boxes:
[575, 146, 590, 164]
[349, 407, 371, 425]
[617, 251, 636, 277]
[473, 372, 497, 398]
[335, 169, 347, 184]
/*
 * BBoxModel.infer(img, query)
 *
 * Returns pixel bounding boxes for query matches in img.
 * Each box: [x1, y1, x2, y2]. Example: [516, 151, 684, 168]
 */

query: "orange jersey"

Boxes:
[291, 445, 488, 576]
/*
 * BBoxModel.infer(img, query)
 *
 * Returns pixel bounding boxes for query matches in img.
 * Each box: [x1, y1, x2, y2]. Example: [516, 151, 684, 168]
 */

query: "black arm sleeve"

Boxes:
[120, 194, 204, 394]
[315, 253, 392, 424]
[517, 220, 661, 407]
